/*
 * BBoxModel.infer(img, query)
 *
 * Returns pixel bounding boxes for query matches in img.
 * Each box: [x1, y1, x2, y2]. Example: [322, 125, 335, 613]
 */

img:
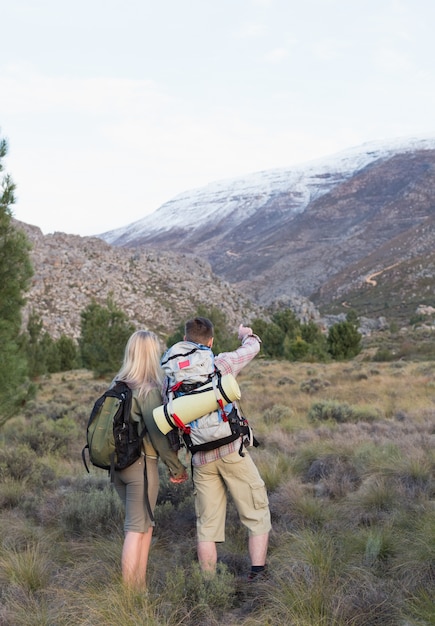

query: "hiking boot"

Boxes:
[247, 565, 268, 582]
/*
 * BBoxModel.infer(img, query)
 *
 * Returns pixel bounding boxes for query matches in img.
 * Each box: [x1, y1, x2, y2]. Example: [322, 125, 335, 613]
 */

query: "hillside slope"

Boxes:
[17, 221, 264, 340]
[99, 139, 435, 316]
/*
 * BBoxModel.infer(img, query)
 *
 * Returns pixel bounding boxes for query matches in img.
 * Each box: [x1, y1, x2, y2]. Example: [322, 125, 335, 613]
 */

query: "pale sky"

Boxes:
[2, 0, 435, 236]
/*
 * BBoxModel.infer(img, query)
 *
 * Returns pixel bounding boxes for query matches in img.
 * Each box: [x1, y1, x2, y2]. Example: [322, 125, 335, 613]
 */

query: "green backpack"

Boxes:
[82, 381, 144, 472]
[82, 380, 154, 524]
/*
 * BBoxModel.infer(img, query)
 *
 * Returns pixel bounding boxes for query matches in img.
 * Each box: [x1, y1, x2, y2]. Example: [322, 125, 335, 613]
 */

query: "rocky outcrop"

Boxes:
[17, 221, 264, 340]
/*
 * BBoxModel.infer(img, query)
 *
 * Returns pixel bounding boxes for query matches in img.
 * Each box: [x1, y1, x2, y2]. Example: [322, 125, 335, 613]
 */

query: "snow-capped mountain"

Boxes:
[100, 136, 435, 246]
[99, 137, 435, 316]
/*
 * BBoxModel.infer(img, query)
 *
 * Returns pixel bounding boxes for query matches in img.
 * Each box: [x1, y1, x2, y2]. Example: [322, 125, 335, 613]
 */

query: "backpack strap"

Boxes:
[142, 456, 155, 526]
[211, 370, 228, 421]
[165, 389, 192, 435]
[161, 345, 203, 367]
[81, 444, 91, 473]
[138, 421, 155, 526]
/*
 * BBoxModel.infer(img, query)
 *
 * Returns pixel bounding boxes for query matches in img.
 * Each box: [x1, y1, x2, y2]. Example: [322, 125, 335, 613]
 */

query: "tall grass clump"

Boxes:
[259, 530, 343, 625]
[52, 581, 165, 626]
[0, 536, 61, 626]
[0, 540, 53, 593]
[254, 447, 293, 491]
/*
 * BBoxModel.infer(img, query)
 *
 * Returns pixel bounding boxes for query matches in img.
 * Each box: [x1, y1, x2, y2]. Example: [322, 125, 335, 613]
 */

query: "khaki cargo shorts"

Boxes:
[193, 450, 271, 542]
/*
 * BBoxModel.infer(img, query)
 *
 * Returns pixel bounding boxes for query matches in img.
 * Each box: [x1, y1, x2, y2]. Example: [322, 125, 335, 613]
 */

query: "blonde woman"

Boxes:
[113, 330, 187, 590]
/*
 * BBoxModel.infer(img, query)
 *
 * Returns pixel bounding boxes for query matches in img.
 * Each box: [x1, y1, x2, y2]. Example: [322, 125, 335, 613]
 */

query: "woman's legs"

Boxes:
[115, 456, 159, 590]
[121, 528, 154, 589]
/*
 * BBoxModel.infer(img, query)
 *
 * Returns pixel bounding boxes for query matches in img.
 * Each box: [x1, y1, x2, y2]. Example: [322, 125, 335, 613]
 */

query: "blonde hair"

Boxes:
[116, 330, 163, 398]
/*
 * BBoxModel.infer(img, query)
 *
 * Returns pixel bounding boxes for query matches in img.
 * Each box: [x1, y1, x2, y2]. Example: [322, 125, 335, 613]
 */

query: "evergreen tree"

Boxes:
[79, 297, 135, 377]
[25, 309, 47, 377]
[272, 308, 301, 338]
[262, 322, 285, 357]
[41, 333, 61, 373]
[254, 312, 329, 361]
[301, 320, 329, 361]
[56, 335, 79, 371]
[0, 134, 34, 424]
[327, 319, 362, 360]
[25, 310, 79, 375]
[251, 318, 269, 339]
[283, 335, 310, 360]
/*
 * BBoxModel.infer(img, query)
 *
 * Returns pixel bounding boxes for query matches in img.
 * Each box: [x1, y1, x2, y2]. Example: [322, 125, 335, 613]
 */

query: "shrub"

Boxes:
[0, 444, 37, 481]
[308, 400, 354, 423]
[18, 415, 78, 456]
[164, 562, 236, 615]
[308, 400, 379, 424]
[79, 298, 135, 376]
[373, 347, 395, 362]
[352, 405, 381, 422]
[60, 484, 124, 537]
[263, 404, 293, 424]
[300, 378, 331, 394]
[327, 320, 362, 360]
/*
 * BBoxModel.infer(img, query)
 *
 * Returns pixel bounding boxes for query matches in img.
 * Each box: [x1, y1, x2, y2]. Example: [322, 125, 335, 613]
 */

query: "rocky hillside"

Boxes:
[17, 221, 319, 341]
[100, 139, 435, 321]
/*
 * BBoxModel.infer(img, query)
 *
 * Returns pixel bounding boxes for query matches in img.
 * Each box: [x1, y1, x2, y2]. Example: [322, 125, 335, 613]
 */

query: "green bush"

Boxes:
[263, 404, 293, 424]
[164, 562, 236, 616]
[308, 400, 379, 424]
[60, 484, 124, 538]
[79, 297, 135, 376]
[0, 443, 38, 481]
[327, 320, 362, 359]
[372, 347, 395, 362]
[17, 415, 78, 456]
[300, 377, 331, 394]
[352, 405, 381, 422]
[308, 400, 354, 423]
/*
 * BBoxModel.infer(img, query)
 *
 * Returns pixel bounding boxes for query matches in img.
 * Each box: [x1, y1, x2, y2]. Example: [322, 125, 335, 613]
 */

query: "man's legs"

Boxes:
[197, 540, 218, 573]
[249, 531, 269, 567]
[219, 451, 271, 573]
[193, 460, 227, 575]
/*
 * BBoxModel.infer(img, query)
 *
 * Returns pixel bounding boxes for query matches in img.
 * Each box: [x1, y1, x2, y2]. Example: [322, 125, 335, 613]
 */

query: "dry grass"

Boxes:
[0, 360, 434, 625]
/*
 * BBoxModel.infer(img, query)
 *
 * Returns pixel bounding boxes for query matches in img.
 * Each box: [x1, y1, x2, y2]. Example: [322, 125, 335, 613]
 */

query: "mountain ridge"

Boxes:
[99, 137, 435, 319]
[100, 136, 435, 245]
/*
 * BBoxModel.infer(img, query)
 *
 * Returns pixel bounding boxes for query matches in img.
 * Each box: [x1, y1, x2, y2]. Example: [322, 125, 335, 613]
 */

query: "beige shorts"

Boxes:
[193, 450, 271, 542]
[114, 455, 159, 533]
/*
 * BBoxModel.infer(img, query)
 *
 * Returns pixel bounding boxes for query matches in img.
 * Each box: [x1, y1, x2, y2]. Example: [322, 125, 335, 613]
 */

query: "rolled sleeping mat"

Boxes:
[153, 373, 241, 434]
